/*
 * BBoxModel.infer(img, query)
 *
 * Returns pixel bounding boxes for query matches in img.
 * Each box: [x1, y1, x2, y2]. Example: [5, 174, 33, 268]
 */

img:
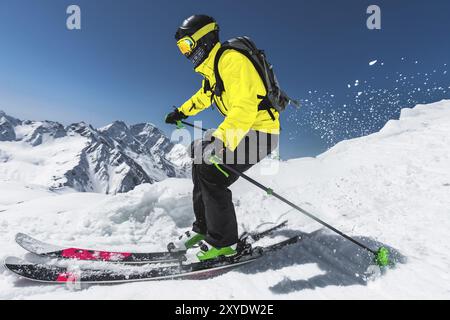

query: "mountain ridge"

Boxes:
[0, 110, 190, 194]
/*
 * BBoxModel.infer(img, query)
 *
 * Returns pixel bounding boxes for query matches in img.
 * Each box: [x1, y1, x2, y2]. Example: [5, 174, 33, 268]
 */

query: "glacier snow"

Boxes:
[0, 113, 190, 194]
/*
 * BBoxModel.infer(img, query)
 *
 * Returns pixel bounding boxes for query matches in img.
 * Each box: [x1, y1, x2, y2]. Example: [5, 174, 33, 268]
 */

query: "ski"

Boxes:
[15, 220, 288, 264]
[4, 235, 300, 284]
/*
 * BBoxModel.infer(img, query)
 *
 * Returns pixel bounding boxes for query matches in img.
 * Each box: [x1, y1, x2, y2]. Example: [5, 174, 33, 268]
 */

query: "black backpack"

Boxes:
[212, 36, 299, 121]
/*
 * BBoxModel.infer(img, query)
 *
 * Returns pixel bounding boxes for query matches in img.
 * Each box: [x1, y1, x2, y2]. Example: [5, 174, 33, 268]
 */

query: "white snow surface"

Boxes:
[1, 100, 450, 299]
[0, 136, 88, 187]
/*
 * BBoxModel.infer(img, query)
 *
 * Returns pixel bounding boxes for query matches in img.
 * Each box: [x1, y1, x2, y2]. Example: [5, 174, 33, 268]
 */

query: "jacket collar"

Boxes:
[194, 43, 221, 79]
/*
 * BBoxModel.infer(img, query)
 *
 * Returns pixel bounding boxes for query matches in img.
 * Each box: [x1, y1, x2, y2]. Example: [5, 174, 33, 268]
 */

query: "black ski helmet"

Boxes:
[175, 15, 220, 67]
[175, 14, 218, 41]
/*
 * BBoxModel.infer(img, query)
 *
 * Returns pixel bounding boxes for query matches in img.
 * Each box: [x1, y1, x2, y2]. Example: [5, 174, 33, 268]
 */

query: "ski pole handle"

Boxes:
[178, 121, 208, 132]
[209, 155, 230, 178]
[175, 121, 185, 129]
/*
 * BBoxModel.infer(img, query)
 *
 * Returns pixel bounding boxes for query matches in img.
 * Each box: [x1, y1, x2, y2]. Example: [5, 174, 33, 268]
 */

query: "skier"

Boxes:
[165, 15, 280, 261]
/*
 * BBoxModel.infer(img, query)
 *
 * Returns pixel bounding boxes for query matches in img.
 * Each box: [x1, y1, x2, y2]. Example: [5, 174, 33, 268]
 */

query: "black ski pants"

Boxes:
[191, 130, 279, 248]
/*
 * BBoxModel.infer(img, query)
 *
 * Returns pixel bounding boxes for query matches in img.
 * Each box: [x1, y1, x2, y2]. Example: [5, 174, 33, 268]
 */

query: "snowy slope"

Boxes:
[0, 100, 449, 299]
[0, 113, 190, 194]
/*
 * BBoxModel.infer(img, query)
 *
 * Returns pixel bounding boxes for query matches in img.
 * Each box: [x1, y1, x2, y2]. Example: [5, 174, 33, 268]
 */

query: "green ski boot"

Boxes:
[195, 241, 238, 262]
[167, 231, 205, 252]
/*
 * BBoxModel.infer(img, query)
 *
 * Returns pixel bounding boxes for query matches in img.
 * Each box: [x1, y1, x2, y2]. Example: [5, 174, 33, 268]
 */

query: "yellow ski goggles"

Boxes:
[176, 22, 218, 56]
[177, 37, 196, 55]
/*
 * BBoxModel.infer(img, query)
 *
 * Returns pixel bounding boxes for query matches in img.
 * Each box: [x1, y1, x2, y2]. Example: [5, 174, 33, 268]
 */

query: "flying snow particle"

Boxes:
[369, 60, 378, 66]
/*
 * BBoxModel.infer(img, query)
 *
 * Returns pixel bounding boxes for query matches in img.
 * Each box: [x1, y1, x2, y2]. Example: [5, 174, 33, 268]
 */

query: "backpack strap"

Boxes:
[212, 42, 277, 121]
[214, 44, 269, 96]
[257, 95, 276, 121]
[213, 46, 228, 97]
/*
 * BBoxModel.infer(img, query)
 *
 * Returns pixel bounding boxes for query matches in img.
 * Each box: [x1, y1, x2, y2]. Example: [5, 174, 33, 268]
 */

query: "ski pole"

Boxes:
[175, 121, 391, 267]
[176, 120, 207, 132]
[213, 158, 391, 267]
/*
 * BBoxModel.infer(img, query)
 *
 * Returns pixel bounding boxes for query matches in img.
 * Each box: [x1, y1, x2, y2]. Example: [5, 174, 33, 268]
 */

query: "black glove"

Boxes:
[188, 128, 216, 159]
[165, 108, 187, 124]
[202, 139, 224, 165]
[189, 136, 225, 165]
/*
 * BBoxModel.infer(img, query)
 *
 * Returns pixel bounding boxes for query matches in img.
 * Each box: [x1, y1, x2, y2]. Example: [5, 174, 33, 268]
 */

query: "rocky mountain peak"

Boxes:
[0, 111, 190, 194]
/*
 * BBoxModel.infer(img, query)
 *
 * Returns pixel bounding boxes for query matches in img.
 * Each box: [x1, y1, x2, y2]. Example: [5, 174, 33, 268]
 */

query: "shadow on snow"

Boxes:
[239, 228, 406, 294]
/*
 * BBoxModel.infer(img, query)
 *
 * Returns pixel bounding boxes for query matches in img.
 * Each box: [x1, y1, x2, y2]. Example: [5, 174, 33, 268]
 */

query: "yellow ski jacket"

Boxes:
[178, 43, 280, 151]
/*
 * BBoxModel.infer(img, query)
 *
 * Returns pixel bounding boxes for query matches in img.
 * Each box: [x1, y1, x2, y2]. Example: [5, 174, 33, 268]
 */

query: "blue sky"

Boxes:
[0, 0, 449, 158]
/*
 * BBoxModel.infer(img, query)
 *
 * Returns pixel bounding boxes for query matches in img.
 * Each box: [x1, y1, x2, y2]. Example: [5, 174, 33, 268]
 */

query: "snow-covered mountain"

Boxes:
[0, 100, 449, 299]
[0, 111, 190, 194]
